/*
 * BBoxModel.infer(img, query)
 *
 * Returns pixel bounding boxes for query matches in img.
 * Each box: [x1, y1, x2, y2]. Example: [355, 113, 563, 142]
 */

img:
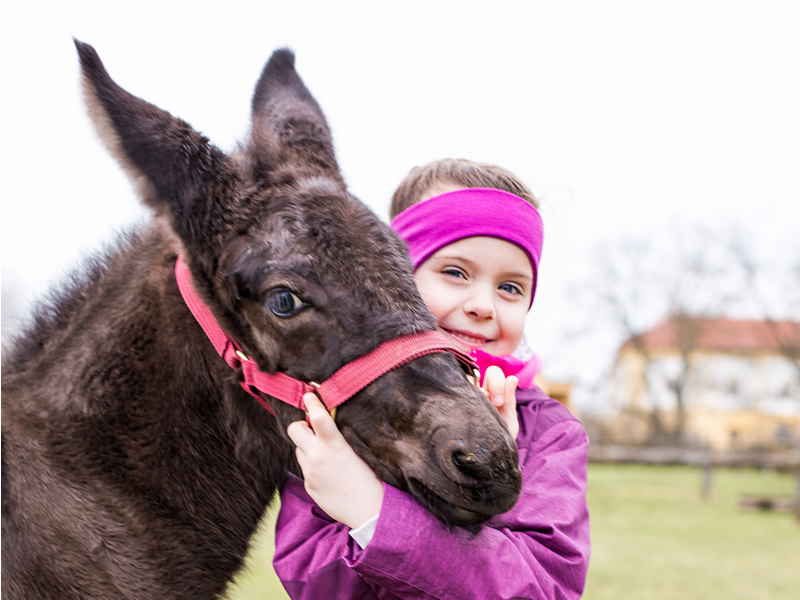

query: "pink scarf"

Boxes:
[471, 349, 542, 390]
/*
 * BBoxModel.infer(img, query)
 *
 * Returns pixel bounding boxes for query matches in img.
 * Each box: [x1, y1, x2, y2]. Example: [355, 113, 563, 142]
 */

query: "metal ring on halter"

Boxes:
[450, 353, 481, 387]
[465, 368, 481, 387]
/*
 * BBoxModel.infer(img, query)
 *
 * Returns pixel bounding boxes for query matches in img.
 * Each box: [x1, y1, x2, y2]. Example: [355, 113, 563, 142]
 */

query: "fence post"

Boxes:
[795, 467, 800, 522]
[700, 462, 714, 500]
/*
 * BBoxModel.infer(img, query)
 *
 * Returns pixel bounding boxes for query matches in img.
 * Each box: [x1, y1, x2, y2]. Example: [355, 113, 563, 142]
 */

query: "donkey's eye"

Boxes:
[266, 288, 307, 318]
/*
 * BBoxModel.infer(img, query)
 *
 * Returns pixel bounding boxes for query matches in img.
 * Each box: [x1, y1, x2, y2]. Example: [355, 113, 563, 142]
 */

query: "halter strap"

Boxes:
[175, 255, 477, 416]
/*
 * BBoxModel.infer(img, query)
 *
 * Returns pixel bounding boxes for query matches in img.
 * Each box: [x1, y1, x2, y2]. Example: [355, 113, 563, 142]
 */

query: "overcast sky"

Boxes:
[2, 1, 799, 394]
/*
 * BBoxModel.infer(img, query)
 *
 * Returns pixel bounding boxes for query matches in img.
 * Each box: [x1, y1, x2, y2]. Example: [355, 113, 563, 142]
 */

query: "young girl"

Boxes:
[273, 159, 590, 599]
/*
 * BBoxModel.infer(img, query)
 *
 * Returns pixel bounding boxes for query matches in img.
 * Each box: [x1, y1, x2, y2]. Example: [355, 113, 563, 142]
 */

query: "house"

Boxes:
[608, 317, 800, 450]
[536, 376, 576, 418]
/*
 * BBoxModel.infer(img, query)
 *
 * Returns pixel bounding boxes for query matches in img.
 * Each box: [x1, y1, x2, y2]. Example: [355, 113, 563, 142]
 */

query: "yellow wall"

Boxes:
[609, 348, 799, 449]
[687, 409, 799, 451]
[536, 376, 578, 418]
[604, 406, 799, 450]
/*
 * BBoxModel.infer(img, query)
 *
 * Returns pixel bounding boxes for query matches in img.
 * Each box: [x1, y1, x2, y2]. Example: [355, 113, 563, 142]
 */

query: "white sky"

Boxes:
[2, 1, 799, 394]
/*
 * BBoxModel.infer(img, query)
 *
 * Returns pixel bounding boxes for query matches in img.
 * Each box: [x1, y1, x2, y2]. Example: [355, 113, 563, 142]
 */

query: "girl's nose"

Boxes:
[463, 286, 495, 320]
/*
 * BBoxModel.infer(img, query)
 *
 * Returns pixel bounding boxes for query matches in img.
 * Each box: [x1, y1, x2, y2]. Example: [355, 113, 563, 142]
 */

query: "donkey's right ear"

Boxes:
[75, 40, 239, 256]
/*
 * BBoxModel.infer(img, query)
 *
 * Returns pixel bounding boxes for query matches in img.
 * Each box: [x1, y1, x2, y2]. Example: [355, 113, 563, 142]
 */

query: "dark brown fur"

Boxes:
[1, 42, 521, 599]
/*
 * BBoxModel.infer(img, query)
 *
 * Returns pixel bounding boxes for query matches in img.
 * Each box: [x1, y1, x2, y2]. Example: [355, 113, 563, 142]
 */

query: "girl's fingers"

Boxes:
[483, 365, 506, 407]
[287, 393, 331, 447]
[505, 375, 519, 402]
[294, 446, 307, 471]
[302, 392, 339, 440]
[287, 419, 313, 449]
[302, 391, 325, 415]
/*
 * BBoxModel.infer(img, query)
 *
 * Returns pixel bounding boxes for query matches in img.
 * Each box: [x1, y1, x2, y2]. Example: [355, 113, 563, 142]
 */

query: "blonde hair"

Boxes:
[390, 158, 538, 219]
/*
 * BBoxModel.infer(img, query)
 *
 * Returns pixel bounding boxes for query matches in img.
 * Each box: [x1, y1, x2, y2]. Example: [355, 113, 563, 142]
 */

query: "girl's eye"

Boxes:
[442, 267, 466, 279]
[499, 282, 523, 295]
[266, 288, 307, 318]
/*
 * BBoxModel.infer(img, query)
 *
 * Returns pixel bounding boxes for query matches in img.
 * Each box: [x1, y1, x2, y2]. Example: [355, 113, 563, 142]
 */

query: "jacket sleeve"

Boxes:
[273, 473, 380, 599]
[274, 418, 590, 600]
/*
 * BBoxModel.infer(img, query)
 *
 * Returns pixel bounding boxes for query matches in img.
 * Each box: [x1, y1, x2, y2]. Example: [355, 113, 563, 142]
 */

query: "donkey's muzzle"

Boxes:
[418, 428, 522, 523]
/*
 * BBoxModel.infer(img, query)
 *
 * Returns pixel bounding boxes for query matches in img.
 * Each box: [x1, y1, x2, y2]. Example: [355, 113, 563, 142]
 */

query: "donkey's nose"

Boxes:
[452, 448, 492, 481]
[448, 439, 511, 483]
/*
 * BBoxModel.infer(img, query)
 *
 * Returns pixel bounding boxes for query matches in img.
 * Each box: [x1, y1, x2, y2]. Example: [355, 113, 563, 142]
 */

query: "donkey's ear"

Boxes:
[75, 40, 238, 255]
[248, 49, 341, 180]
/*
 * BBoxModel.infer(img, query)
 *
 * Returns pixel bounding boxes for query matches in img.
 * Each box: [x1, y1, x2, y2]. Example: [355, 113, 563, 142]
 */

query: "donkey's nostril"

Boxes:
[452, 450, 487, 479]
[452, 450, 470, 467]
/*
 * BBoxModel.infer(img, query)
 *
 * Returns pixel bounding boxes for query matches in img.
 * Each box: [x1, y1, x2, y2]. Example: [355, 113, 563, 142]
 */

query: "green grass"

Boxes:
[584, 464, 799, 600]
[226, 465, 799, 599]
[225, 501, 289, 600]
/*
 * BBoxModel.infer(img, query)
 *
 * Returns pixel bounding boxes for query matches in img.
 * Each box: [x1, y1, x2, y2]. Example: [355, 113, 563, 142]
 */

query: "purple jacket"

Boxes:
[273, 386, 591, 599]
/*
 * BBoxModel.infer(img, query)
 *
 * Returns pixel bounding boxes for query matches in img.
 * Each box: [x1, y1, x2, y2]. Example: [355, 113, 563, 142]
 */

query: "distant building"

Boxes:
[608, 317, 800, 450]
[536, 376, 576, 418]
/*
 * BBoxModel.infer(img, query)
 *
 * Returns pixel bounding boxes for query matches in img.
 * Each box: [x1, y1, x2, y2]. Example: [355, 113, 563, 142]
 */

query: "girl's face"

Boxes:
[414, 236, 533, 357]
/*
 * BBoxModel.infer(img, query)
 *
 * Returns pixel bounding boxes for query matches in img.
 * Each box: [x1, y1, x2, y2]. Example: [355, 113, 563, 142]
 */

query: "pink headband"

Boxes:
[391, 188, 544, 302]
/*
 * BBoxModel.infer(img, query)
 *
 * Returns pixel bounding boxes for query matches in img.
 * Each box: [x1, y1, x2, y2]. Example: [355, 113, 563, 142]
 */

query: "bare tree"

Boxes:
[580, 223, 735, 445]
[727, 226, 800, 382]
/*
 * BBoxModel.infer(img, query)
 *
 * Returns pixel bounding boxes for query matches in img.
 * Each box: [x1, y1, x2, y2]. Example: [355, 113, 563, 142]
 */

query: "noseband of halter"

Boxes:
[175, 256, 478, 418]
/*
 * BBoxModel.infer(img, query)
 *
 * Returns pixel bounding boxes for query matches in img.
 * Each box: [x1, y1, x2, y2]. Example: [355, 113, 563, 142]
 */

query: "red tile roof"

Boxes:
[622, 317, 800, 354]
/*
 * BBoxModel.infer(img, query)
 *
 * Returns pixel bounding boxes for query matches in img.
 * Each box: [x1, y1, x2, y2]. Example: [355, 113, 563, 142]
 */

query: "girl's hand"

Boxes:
[287, 393, 384, 529]
[482, 365, 519, 439]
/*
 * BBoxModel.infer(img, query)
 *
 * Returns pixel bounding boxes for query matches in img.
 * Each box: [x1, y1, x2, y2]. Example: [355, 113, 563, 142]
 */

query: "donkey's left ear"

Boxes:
[247, 49, 342, 181]
[75, 39, 239, 255]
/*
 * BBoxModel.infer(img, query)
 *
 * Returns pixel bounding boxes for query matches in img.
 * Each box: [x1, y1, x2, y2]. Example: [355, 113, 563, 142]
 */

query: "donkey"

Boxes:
[1, 41, 522, 599]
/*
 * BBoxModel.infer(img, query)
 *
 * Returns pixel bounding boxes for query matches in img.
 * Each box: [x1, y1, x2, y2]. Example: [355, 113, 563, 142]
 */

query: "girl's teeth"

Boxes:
[448, 330, 486, 344]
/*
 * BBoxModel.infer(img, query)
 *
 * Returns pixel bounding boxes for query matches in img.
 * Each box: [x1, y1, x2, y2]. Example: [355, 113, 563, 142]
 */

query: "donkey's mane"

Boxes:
[2, 228, 145, 376]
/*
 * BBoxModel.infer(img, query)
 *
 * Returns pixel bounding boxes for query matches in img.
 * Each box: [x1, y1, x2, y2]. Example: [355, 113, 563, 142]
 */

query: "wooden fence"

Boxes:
[588, 445, 800, 518]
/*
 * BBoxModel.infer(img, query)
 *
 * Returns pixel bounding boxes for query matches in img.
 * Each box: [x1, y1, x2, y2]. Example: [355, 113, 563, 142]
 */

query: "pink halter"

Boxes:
[175, 256, 477, 417]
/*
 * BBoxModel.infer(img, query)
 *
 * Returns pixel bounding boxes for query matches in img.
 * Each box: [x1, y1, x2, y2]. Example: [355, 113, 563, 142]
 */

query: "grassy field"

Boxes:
[226, 464, 799, 599]
[225, 504, 289, 600]
[584, 464, 799, 600]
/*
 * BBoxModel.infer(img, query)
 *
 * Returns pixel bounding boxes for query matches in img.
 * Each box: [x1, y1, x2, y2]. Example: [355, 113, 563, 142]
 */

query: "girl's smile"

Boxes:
[413, 236, 533, 357]
[438, 326, 492, 348]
